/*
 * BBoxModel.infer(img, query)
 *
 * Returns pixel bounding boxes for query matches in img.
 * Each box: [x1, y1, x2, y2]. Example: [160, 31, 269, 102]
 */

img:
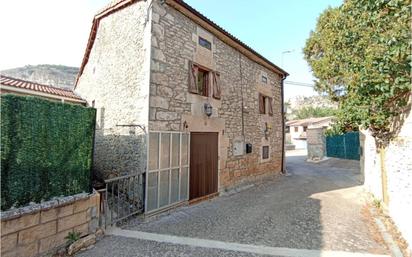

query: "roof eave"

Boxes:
[166, 0, 289, 77]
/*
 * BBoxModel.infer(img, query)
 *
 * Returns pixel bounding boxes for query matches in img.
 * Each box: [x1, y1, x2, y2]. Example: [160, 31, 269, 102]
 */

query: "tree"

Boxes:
[293, 106, 336, 119]
[304, 0, 411, 146]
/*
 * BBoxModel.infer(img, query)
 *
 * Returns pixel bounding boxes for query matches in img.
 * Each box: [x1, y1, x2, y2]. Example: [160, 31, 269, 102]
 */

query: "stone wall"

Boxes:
[307, 127, 326, 162]
[150, 1, 284, 191]
[1, 192, 100, 257]
[75, 1, 152, 179]
[361, 107, 412, 253]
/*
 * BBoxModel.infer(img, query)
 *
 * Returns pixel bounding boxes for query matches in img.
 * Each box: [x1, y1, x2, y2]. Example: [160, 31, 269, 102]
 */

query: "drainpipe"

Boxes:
[281, 75, 287, 174]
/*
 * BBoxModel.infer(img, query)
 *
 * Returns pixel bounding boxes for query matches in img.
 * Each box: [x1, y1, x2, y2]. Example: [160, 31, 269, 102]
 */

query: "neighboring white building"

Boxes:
[360, 102, 412, 254]
[286, 117, 333, 149]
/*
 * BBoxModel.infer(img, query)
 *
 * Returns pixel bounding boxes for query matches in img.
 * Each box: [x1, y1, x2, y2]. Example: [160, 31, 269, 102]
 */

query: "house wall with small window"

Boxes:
[149, 1, 283, 190]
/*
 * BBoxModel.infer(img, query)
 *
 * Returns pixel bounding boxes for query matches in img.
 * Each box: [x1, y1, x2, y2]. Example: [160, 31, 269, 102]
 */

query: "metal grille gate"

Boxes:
[99, 173, 145, 228]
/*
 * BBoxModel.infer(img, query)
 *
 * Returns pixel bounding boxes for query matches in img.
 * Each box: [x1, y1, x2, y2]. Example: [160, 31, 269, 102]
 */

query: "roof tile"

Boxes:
[0, 75, 85, 102]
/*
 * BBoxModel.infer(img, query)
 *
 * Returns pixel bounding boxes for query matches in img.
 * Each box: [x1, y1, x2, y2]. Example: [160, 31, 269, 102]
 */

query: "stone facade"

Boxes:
[149, 1, 284, 190]
[76, 1, 152, 179]
[361, 107, 412, 254]
[0, 192, 100, 257]
[76, 0, 285, 194]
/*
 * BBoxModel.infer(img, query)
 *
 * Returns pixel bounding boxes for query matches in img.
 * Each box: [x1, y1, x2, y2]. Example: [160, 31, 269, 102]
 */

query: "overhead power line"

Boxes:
[284, 81, 315, 88]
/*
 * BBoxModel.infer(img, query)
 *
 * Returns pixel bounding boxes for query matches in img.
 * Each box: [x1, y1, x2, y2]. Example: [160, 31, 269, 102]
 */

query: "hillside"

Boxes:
[0, 64, 79, 90]
[286, 95, 338, 120]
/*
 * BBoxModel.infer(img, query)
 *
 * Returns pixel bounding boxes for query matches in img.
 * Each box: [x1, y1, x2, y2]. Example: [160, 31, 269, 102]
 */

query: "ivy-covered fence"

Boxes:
[1, 95, 96, 210]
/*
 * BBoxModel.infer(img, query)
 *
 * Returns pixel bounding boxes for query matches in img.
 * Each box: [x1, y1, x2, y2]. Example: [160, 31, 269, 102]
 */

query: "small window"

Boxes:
[285, 126, 290, 133]
[294, 127, 298, 132]
[199, 36, 212, 50]
[261, 75, 267, 84]
[262, 146, 269, 159]
[303, 126, 307, 132]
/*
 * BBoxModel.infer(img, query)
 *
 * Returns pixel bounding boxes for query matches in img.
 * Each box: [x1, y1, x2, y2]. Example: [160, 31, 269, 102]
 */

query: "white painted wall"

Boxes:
[361, 107, 412, 253]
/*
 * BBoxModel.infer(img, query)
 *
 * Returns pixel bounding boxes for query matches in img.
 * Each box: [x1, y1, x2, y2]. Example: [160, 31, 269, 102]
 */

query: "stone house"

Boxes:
[75, 0, 288, 213]
[286, 117, 332, 149]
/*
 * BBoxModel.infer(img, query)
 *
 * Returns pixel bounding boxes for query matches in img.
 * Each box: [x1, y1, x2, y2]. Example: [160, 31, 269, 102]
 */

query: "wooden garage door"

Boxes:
[190, 132, 218, 200]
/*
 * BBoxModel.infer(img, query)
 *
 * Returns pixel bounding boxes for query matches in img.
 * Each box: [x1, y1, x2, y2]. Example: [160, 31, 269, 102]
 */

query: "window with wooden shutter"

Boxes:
[259, 94, 265, 114]
[188, 61, 212, 97]
[268, 97, 273, 116]
[188, 61, 199, 94]
[212, 72, 221, 99]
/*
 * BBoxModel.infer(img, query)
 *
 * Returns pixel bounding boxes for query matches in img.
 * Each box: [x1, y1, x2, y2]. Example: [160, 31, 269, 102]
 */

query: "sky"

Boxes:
[0, 0, 342, 100]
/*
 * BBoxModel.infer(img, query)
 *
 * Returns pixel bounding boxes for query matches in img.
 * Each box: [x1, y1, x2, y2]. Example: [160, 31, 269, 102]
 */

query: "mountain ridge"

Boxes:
[0, 64, 79, 90]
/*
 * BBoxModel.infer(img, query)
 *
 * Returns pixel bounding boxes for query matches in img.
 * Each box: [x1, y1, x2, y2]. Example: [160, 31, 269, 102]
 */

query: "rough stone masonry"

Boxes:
[75, 0, 286, 199]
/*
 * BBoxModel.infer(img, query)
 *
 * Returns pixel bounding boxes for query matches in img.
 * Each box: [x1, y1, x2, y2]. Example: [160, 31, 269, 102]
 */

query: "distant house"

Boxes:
[0, 75, 85, 105]
[286, 117, 333, 149]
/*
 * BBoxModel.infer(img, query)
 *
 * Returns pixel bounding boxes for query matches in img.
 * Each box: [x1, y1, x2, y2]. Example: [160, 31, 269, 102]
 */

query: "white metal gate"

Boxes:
[145, 131, 190, 213]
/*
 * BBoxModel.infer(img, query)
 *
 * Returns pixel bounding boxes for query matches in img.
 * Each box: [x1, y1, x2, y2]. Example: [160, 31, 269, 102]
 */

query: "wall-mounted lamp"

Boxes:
[204, 103, 213, 117]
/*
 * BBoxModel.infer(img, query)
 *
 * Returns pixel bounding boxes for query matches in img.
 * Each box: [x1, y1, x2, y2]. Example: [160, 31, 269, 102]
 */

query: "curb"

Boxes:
[370, 208, 404, 257]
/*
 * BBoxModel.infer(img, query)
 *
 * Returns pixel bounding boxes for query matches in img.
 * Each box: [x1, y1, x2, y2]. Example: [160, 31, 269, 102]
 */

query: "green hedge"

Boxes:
[1, 94, 96, 210]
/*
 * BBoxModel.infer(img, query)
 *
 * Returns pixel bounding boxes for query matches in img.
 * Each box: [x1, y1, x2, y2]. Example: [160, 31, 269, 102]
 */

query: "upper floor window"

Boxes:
[188, 61, 221, 99]
[294, 127, 298, 132]
[199, 36, 212, 50]
[303, 126, 308, 132]
[258, 94, 273, 116]
[196, 67, 210, 96]
[261, 75, 268, 84]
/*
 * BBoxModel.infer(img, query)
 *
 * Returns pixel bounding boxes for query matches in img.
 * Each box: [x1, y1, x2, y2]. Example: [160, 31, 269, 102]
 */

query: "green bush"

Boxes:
[1, 94, 96, 210]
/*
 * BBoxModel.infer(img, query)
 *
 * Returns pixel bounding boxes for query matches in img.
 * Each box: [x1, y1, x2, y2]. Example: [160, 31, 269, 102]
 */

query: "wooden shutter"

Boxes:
[259, 94, 265, 114]
[212, 72, 221, 99]
[188, 61, 199, 94]
[268, 97, 273, 116]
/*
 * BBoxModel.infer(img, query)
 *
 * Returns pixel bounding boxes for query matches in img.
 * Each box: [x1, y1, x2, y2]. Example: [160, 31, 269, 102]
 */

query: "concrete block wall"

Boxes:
[1, 192, 100, 257]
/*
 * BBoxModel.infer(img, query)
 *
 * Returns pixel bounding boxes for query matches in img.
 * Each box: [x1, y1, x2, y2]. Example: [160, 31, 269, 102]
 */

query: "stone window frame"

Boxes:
[189, 61, 221, 100]
[261, 75, 268, 84]
[261, 145, 271, 162]
[258, 93, 273, 116]
[198, 36, 212, 50]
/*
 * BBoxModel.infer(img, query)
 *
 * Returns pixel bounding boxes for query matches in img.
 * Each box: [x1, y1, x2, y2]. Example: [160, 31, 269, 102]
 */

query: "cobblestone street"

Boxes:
[77, 151, 389, 257]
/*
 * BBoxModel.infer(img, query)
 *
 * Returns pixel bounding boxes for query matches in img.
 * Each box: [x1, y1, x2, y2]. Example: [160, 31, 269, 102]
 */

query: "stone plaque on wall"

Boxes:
[233, 139, 244, 156]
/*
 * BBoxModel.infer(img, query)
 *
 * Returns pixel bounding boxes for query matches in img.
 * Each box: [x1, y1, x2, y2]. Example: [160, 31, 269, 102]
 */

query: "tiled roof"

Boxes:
[286, 117, 333, 127]
[0, 75, 85, 102]
[75, 0, 288, 88]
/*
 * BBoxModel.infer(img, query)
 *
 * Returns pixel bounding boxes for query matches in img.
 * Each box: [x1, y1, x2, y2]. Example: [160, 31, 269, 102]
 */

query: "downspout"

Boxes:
[281, 75, 287, 174]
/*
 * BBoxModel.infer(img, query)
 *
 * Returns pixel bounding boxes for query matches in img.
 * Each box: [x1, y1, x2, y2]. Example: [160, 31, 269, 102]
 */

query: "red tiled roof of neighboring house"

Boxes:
[0, 75, 85, 103]
[286, 116, 333, 127]
[75, 0, 288, 88]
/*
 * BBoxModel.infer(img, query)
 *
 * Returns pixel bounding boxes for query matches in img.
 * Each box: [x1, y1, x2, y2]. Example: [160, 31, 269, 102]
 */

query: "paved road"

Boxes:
[77, 152, 389, 257]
